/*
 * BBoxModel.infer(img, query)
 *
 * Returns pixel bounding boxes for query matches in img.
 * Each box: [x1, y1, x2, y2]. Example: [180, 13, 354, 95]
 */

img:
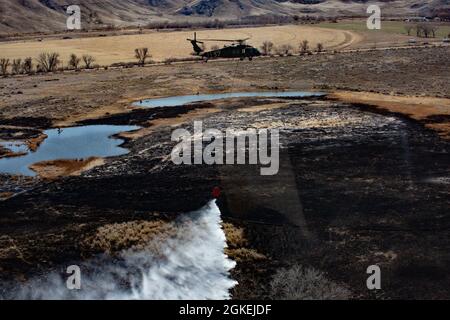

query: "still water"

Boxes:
[135, 91, 324, 108]
[0, 125, 139, 176]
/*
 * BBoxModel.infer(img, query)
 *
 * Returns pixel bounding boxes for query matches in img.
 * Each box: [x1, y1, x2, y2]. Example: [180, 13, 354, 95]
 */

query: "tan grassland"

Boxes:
[0, 25, 358, 65]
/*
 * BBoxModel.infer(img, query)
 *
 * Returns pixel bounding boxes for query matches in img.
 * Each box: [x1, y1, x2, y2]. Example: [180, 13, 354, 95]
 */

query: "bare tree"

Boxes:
[0, 58, 10, 75]
[82, 55, 95, 69]
[68, 54, 81, 70]
[278, 44, 293, 56]
[21, 58, 33, 74]
[415, 23, 436, 38]
[260, 41, 274, 55]
[134, 48, 150, 66]
[430, 25, 439, 38]
[11, 59, 22, 74]
[421, 24, 431, 38]
[46, 52, 60, 72]
[299, 40, 309, 54]
[316, 43, 324, 53]
[37, 52, 60, 72]
[404, 24, 414, 36]
[415, 24, 422, 37]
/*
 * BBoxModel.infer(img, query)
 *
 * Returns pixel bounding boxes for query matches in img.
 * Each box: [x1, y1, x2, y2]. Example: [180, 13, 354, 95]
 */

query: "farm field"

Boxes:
[319, 19, 450, 38]
[0, 24, 359, 65]
[2, 18, 449, 68]
[319, 19, 450, 48]
[1, 20, 448, 67]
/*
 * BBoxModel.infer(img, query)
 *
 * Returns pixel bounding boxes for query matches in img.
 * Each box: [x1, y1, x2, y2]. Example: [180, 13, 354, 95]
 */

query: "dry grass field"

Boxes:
[0, 25, 358, 65]
[319, 19, 450, 48]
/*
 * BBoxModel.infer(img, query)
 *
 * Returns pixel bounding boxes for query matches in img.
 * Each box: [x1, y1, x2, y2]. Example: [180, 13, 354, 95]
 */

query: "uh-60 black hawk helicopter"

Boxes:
[187, 32, 261, 62]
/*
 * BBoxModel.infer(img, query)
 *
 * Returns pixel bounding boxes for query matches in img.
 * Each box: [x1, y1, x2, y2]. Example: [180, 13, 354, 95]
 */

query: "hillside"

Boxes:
[0, 0, 448, 34]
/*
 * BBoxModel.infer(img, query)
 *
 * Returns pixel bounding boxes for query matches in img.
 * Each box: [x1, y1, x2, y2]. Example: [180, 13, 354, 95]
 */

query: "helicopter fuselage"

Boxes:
[201, 44, 261, 60]
[187, 32, 261, 61]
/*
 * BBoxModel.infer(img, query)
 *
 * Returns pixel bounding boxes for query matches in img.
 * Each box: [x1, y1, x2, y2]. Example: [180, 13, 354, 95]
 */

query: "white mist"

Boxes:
[11, 200, 237, 300]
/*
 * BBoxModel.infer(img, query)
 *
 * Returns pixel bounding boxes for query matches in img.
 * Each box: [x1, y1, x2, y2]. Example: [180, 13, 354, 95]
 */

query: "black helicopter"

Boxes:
[187, 32, 261, 62]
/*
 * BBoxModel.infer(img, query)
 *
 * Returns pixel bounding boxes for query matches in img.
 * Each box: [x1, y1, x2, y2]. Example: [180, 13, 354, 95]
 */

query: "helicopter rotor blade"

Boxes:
[187, 39, 204, 44]
[197, 39, 235, 42]
[196, 37, 250, 43]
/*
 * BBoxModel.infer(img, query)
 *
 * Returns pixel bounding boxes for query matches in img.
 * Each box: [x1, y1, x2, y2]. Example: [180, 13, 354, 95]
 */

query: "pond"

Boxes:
[0, 91, 323, 176]
[0, 125, 139, 176]
[135, 91, 324, 108]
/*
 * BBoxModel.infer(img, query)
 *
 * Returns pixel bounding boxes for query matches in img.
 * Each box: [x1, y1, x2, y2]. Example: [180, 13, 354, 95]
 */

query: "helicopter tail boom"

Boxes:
[187, 32, 204, 55]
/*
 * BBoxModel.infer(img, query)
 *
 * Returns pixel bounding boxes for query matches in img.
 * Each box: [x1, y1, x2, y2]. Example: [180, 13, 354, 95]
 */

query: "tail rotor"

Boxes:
[187, 32, 204, 55]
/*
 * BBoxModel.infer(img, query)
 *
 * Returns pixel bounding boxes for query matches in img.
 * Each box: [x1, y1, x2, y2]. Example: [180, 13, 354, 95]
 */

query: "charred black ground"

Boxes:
[0, 95, 448, 299]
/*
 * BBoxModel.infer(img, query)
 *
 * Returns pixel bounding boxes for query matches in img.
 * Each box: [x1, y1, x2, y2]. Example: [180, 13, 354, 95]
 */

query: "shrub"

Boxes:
[37, 52, 60, 72]
[316, 43, 324, 53]
[260, 41, 274, 55]
[83, 220, 174, 255]
[21, 57, 33, 74]
[68, 54, 81, 70]
[135, 48, 151, 66]
[82, 54, 95, 69]
[270, 264, 351, 300]
[276, 44, 293, 56]
[222, 222, 266, 263]
[11, 59, 22, 74]
[0, 58, 10, 75]
[299, 40, 309, 54]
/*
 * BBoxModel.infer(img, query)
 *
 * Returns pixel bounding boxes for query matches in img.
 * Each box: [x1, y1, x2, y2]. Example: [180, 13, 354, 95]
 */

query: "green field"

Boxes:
[319, 19, 450, 38]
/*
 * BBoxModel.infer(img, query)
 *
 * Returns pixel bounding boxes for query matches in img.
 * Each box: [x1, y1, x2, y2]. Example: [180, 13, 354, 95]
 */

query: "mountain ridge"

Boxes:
[0, 0, 448, 34]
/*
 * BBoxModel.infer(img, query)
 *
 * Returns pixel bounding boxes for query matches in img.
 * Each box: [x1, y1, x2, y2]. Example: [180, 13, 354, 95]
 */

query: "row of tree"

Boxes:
[0, 53, 97, 75]
[0, 47, 155, 76]
[404, 23, 441, 38]
[259, 40, 324, 56]
[144, 14, 339, 31]
[1, 41, 327, 76]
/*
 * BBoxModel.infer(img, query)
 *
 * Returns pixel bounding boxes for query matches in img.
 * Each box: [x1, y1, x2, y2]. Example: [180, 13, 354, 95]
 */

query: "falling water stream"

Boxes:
[7, 201, 236, 300]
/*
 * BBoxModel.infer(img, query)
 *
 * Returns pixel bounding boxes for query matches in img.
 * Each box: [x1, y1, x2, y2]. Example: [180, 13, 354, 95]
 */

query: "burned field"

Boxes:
[0, 93, 448, 299]
[0, 46, 449, 299]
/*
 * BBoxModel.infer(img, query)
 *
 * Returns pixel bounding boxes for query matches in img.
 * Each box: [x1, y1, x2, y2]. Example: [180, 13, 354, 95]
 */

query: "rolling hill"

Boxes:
[0, 0, 448, 34]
